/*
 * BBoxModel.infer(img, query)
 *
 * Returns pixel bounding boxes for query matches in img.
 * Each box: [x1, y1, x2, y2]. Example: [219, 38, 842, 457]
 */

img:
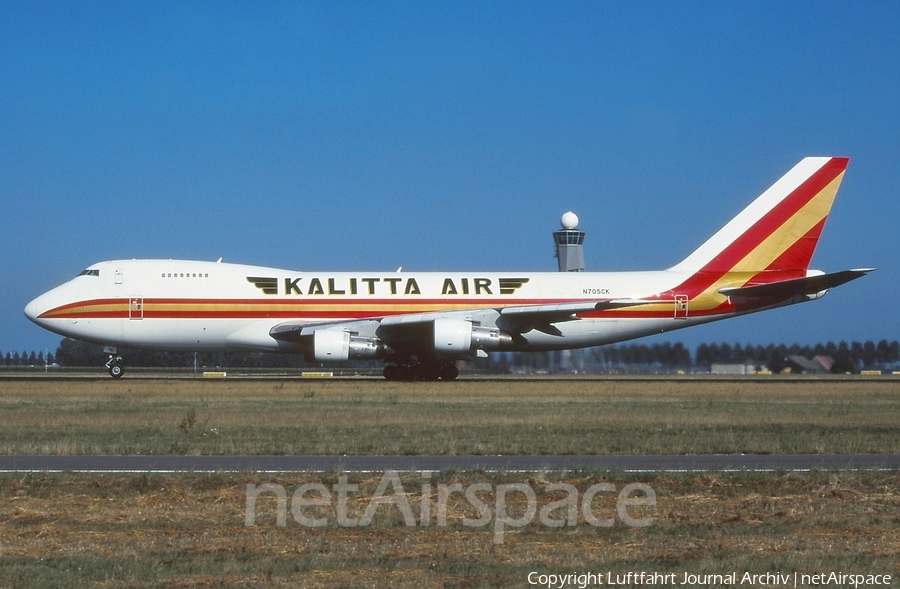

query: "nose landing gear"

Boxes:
[104, 347, 124, 378]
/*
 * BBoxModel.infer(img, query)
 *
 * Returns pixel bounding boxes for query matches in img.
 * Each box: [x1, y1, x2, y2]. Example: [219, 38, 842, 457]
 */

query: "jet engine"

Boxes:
[303, 320, 511, 364]
[432, 319, 512, 354]
[306, 330, 384, 362]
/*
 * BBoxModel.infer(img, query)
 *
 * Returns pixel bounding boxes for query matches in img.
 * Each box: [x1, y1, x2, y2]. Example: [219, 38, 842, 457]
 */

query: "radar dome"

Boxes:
[560, 211, 579, 230]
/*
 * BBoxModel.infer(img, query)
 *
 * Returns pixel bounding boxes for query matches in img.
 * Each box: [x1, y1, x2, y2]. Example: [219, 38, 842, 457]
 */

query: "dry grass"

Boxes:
[1, 376, 898, 586]
[1, 471, 897, 587]
[0, 376, 898, 455]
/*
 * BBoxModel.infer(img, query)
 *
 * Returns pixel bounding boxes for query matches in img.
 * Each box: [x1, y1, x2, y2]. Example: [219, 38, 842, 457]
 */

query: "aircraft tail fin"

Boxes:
[670, 157, 849, 280]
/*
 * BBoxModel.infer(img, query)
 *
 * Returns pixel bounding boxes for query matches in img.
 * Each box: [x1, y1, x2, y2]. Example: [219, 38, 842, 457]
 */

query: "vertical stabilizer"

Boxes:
[670, 157, 849, 280]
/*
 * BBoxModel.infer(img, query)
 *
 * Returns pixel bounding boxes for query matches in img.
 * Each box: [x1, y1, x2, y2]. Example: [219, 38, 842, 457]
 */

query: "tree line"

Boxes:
[482, 340, 900, 374]
[1, 350, 54, 367]
[694, 340, 900, 373]
[2, 338, 898, 373]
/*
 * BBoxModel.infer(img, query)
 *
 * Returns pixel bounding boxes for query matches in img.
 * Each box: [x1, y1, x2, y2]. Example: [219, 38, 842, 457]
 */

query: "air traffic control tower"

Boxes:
[553, 211, 585, 272]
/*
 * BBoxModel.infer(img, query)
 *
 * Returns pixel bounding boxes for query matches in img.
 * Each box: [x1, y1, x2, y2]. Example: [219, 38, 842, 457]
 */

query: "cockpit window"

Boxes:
[78, 269, 100, 277]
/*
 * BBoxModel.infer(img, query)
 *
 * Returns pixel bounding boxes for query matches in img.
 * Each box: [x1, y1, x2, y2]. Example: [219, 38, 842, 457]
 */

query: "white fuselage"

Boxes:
[24, 258, 735, 354]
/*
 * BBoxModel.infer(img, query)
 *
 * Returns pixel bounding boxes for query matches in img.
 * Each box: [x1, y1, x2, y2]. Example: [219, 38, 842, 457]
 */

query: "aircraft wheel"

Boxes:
[418, 363, 442, 381]
[439, 363, 459, 381]
[109, 363, 124, 378]
[384, 365, 415, 381]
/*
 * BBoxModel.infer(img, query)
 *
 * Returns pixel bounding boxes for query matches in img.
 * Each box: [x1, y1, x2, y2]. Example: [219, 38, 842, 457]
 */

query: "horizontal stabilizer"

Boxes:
[718, 268, 874, 299]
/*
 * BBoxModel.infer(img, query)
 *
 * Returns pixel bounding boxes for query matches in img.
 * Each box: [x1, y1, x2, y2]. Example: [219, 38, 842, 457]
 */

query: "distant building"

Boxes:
[711, 363, 765, 375]
[813, 355, 834, 372]
[782, 355, 834, 374]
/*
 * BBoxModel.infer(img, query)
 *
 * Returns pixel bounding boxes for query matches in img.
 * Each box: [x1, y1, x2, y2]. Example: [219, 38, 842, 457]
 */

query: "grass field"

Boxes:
[1, 376, 898, 587]
[0, 376, 898, 455]
[1, 470, 898, 588]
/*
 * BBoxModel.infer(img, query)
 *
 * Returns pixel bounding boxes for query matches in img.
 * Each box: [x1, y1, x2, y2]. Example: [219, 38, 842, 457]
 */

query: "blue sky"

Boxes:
[2, 1, 898, 356]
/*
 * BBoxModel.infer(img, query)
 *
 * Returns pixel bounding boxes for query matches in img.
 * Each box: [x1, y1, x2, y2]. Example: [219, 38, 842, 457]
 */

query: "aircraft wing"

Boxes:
[718, 268, 874, 300]
[269, 299, 652, 343]
[269, 319, 382, 342]
[494, 299, 651, 336]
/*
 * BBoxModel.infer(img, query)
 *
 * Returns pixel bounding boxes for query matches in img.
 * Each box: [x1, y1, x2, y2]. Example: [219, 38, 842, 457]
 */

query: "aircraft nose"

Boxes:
[24, 293, 50, 324]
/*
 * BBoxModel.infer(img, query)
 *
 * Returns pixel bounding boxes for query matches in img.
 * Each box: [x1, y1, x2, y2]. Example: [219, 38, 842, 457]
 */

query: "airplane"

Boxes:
[25, 157, 872, 380]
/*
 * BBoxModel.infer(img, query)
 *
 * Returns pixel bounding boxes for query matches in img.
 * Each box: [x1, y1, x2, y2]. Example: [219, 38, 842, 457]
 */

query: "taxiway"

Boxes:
[2, 453, 898, 473]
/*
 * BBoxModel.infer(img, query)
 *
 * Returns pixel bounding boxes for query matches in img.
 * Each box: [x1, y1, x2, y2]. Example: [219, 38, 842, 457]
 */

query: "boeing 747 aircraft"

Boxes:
[25, 157, 872, 379]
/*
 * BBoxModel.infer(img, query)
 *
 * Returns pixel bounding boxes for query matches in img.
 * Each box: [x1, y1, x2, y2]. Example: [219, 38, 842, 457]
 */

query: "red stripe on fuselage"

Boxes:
[41, 295, 756, 322]
[41, 297, 584, 320]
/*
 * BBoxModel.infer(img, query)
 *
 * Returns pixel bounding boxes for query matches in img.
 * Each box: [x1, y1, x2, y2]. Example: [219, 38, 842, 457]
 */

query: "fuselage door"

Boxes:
[129, 297, 144, 320]
[674, 294, 689, 319]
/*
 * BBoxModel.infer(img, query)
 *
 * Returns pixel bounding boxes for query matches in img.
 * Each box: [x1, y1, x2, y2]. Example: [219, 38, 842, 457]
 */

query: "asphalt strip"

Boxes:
[1, 454, 899, 473]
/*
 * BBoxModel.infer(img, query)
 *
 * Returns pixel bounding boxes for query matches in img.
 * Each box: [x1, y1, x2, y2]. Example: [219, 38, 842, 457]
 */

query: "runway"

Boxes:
[1, 453, 898, 473]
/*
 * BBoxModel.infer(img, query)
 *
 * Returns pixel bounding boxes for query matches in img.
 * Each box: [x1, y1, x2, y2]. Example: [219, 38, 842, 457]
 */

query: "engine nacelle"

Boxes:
[432, 319, 512, 354]
[307, 330, 383, 362]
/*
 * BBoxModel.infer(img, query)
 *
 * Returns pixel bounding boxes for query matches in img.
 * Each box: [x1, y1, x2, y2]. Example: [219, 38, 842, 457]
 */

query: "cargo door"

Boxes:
[674, 294, 688, 319]
[129, 297, 144, 320]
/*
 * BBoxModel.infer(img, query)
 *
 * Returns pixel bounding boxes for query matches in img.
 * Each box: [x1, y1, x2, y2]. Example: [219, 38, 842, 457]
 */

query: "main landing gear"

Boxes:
[382, 361, 459, 381]
[104, 349, 124, 378]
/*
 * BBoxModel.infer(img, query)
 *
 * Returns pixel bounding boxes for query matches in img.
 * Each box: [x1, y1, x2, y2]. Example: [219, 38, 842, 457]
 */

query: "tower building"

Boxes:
[552, 211, 585, 272]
